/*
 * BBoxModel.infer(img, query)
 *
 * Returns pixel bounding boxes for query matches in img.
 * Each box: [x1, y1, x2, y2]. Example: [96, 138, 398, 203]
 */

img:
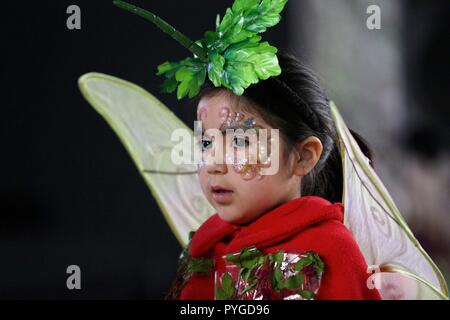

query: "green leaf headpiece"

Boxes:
[113, 0, 288, 99]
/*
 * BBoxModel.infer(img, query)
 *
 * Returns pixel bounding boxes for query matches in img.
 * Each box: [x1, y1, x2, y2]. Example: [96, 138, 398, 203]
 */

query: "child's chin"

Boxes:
[218, 211, 255, 225]
[217, 210, 240, 223]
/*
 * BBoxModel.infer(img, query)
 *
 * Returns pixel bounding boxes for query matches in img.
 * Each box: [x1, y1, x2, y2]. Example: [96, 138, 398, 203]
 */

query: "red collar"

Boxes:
[190, 196, 343, 258]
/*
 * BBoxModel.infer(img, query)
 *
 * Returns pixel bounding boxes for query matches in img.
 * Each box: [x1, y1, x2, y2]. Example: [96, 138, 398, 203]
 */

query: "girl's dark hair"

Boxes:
[198, 52, 374, 203]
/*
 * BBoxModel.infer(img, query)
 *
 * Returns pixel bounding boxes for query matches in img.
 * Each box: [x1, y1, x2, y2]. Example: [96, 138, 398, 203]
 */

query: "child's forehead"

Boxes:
[197, 92, 241, 114]
[197, 92, 269, 128]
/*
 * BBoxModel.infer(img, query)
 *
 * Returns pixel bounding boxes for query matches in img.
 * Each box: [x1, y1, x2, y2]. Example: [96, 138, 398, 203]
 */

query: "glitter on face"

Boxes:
[220, 110, 272, 181]
[219, 107, 230, 124]
[220, 110, 257, 132]
[197, 105, 275, 180]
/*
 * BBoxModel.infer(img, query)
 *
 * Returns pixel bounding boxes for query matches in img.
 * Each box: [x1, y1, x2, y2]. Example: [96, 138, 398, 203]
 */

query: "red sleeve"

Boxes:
[289, 220, 381, 300]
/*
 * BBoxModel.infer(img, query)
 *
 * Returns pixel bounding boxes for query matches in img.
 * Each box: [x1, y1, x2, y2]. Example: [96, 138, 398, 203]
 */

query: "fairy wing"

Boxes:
[78, 72, 215, 247]
[330, 101, 448, 300]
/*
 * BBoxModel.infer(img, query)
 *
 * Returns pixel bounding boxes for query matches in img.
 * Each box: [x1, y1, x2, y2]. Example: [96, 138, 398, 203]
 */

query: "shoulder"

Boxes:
[286, 217, 360, 254]
[281, 218, 370, 278]
[288, 219, 380, 299]
[265, 213, 381, 299]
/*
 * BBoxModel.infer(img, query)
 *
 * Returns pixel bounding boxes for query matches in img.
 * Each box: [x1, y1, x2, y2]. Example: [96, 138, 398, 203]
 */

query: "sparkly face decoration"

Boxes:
[216, 108, 272, 181]
[196, 91, 301, 225]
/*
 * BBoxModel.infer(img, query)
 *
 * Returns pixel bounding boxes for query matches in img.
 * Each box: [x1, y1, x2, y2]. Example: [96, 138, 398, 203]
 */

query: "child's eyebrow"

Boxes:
[202, 124, 263, 136]
[223, 124, 263, 132]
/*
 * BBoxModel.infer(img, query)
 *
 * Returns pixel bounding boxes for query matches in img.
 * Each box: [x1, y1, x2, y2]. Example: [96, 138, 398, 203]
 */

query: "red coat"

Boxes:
[177, 196, 381, 300]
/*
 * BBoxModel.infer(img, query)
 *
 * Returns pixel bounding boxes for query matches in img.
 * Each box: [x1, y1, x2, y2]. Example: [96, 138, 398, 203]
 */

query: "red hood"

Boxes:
[190, 196, 343, 258]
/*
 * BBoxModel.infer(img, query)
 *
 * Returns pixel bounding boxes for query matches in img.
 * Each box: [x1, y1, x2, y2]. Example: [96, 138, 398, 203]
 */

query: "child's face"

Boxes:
[197, 91, 302, 225]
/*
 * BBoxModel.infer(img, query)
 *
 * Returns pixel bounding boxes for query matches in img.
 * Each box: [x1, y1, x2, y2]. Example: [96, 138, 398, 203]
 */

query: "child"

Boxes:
[166, 52, 381, 300]
[79, 0, 448, 300]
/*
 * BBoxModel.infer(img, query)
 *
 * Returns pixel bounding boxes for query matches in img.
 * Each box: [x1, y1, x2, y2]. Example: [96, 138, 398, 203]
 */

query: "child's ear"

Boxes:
[293, 136, 323, 177]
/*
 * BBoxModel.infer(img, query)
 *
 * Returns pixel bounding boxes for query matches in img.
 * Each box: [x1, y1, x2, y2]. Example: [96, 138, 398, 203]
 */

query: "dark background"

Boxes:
[0, 0, 448, 299]
[0, 0, 288, 299]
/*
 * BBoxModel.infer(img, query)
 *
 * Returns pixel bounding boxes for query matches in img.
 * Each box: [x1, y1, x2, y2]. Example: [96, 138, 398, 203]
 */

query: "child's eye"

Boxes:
[232, 136, 249, 148]
[200, 139, 212, 150]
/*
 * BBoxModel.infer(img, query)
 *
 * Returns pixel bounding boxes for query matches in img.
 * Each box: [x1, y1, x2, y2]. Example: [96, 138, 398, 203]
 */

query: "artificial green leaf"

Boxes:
[239, 247, 263, 269]
[272, 266, 283, 290]
[312, 253, 325, 273]
[232, 0, 261, 14]
[227, 38, 280, 79]
[217, 272, 236, 300]
[295, 255, 313, 271]
[241, 258, 258, 269]
[191, 75, 207, 98]
[223, 62, 258, 95]
[213, 9, 254, 52]
[257, 255, 265, 265]
[204, 31, 220, 51]
[160, 77, 178, 93]
[284, 273, 304, 289]
[163, 58, 206, 99]
[241, 268, 252, 282]
[269, 252, 284, 264]
[175, 66, 196, 81]
[187, 258, 214, 273]
[218, 8, 243, 37]
[158, 61, 183, 92]
[215, 286, 226, 300]
[220, 36, 281, 95]
[298, 290, 315, 300]
[225, 253, 242, 268]
[176, 79, 190, 100]
[211, 0, 288, 52]
[149, 0, 287, 98]
[207, 52, 226, 87]
[242, 0, 288, 34]
[157, 61, 177, 75]
[222, 272, 233, 288]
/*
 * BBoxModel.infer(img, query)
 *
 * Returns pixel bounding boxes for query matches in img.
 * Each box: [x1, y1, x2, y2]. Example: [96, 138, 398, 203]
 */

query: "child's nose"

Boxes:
[206, 161, 228, 175]
[205, 144, 228, 175]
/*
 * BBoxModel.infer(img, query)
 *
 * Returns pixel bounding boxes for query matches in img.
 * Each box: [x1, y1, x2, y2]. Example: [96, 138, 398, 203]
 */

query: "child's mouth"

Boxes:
[211, 186, 234, 204]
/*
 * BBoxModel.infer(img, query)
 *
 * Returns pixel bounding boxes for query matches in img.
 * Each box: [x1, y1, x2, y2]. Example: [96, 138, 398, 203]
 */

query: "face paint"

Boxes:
[197, 107, 275, 180]
[220, 111, 273, 181]
[219, 110, 257, 132]
[197, 106, 208, 122]
[218, 106, 231, 124]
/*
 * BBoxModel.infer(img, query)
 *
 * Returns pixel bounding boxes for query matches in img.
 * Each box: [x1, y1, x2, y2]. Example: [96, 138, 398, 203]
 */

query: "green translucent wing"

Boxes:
[330, 101, 449, 300]
[78, 72, 215, 247]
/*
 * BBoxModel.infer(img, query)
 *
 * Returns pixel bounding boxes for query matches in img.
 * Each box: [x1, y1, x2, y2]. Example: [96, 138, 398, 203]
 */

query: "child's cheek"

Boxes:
[231, 162, 259, 181]
[197, 169, 210, 195]
[227, 145, 273, 181]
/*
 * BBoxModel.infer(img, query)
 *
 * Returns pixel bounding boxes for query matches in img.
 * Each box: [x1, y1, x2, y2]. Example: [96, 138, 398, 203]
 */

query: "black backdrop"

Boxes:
[0, 0, 288, 299]
[2, 0, 449, 300]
